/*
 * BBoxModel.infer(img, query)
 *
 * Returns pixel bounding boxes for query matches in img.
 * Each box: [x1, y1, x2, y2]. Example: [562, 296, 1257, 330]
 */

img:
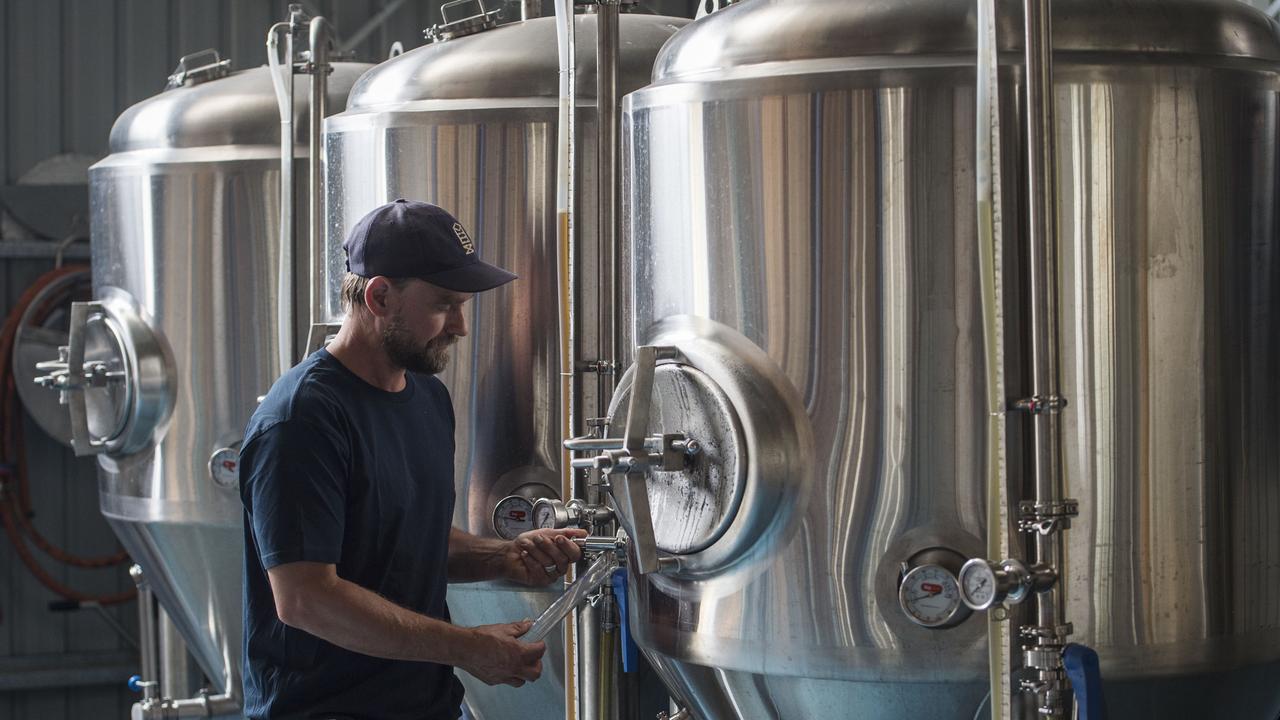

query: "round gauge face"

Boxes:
[898, 564, 964, 628]
[959, 560, 998, 610]
[491, 496, 535, 540]
[533, 500, 561, 530]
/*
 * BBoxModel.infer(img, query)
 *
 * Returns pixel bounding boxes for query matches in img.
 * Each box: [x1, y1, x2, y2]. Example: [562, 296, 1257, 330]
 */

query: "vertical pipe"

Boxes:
[309, 17, 333, 349]
[1023, 0, 1064, 629]
[975, 0, 1016, 716]
[1023, 0, 1069, 715]
[159, 610, 191, 700]
[597, 0, 620, 402]
[553, 4, 580, 719]
[577, 601, 600, 720]
[129, 565, 158, 685]
[266, 21, 296, 374]
[521, 0, 542, 20]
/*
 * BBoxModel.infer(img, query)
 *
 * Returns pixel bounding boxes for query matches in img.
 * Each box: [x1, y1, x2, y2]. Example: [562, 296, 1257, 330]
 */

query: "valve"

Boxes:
[957, 557, 1057, 611]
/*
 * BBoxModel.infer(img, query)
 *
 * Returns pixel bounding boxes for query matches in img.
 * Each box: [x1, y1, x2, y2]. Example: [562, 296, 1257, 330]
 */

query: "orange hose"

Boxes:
[0, 265, 134, 603]
[0, 497, 134, 605]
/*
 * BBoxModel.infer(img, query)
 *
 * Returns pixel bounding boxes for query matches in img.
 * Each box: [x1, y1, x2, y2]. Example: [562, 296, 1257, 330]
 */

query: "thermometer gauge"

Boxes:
[491, 495, 536, 540]
[898, 564, 968, 628]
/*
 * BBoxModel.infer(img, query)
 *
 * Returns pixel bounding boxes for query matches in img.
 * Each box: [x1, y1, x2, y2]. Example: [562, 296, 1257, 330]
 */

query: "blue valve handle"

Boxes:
[1062, 644, 1107, 720]
[127, 674, 143, 693]
[610, 568, 638, 673]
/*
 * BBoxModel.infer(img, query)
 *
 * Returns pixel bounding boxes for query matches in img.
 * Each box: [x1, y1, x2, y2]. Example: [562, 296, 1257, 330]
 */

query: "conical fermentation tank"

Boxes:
[73, 54, 367, 703]
[615, 0, 1280, 717]
[322, 11, 686, 720]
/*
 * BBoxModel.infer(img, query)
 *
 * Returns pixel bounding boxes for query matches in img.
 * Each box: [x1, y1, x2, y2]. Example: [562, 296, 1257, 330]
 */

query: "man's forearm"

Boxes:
[284, 571, 476, 664]
[447, 527, 510, 582]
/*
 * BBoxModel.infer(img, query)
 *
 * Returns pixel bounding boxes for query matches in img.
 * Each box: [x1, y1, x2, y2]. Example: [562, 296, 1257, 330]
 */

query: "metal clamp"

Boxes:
[1012, 394, 1068, 414]
[425, 0, 503, 43]
[1018, 498, 1079, 535]
[32, 302, 117, 457]
[165, 49, 232, 90]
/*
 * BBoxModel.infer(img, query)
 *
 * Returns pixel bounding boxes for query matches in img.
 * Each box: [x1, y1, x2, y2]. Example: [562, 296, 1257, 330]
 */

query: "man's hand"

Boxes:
[456, 620, 546, 687]
[505, 528, 587, 586]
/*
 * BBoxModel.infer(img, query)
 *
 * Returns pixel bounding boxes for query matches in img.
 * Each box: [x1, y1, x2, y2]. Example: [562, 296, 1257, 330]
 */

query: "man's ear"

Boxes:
[363, 277, 396, 318]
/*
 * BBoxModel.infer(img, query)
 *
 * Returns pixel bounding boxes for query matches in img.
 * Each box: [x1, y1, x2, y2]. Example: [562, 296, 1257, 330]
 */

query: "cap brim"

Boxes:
[421, 261, 518, 293]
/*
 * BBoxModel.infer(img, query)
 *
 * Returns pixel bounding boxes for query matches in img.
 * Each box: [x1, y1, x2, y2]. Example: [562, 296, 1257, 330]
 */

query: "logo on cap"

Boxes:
[452, 222, 475, 255]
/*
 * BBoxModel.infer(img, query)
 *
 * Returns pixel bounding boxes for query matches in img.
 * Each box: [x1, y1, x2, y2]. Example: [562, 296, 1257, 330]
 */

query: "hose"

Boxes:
[0, 265, 134, 605]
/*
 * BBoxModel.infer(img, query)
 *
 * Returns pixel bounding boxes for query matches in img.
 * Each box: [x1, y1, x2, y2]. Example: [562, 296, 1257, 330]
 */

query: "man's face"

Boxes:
[379, 279, 472, 375]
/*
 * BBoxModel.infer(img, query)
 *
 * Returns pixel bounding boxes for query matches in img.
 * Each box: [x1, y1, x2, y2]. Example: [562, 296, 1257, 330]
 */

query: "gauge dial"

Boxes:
[492, 496, 535, 540]
[959, 559, 999, 610]
[898, 564, 965, 628]
[533, 498, 564, 529]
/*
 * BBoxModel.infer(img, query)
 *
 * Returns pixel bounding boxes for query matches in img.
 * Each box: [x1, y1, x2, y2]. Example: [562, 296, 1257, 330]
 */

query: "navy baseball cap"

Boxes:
[342, 199, 517, 292]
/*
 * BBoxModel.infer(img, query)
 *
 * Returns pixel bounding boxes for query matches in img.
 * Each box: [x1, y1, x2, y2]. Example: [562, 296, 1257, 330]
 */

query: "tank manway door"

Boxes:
[34, 291, 172, 456]
[567, 316, 813, 580]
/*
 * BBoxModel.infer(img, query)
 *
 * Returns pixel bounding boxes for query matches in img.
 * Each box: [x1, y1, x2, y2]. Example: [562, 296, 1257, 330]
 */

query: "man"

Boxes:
[240, 199, 585, 719]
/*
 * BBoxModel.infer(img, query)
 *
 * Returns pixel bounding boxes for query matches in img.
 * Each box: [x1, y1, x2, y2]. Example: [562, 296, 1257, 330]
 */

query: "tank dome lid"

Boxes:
[653, 0, 1280, 83]
[107, 63, 369, 153]
[342, 13, 687, 112]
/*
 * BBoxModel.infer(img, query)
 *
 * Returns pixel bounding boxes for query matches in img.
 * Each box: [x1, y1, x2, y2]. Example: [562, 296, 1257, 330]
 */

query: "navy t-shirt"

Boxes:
[240, 348, 464, 720]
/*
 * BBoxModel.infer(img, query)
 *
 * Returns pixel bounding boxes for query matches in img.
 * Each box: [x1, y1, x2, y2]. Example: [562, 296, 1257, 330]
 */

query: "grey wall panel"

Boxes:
[116, 0, 174, 112]
[5, 0, 62, 182]
[63, 1, 117, 159]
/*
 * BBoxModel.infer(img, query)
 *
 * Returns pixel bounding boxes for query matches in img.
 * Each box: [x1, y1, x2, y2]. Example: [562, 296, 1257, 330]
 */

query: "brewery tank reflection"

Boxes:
[322, 11, 687, 720]
[610, 0, 1280, 717]
[74, 50, 367, 706]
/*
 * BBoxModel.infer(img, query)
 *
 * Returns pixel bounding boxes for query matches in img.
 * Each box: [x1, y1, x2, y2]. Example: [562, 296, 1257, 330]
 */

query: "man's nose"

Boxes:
[448, 306, 469, 337]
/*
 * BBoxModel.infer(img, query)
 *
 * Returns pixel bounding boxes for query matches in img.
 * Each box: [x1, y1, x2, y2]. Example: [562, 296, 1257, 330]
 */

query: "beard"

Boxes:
[381, 314, 457, 375]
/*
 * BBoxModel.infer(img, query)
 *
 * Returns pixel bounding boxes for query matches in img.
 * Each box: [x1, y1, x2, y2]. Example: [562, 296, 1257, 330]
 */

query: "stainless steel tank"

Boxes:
[76, 55, 367, 704]
[617, 0, 1280, 717]
[322, 12, 686, 720]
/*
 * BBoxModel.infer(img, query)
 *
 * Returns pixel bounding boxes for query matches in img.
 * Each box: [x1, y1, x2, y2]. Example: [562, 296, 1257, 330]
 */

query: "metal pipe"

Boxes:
[129, 564, 158, 686]
[159, 611, 192, 701]
[597, 0, 621, 413]
[577, 602, 601, 720]
[266, 20, 296, 375]
[308, 16, 334, 351]
[521, 0, 543, 20]
[1022, 0, 1071, 715]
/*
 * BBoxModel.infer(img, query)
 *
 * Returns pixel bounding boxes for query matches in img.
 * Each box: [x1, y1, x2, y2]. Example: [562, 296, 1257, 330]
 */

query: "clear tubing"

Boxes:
[266, 22, 294, 376]
[553, 4, 579, 718]
[525, 553, 617, 643]
[976, 0, 1015, 716]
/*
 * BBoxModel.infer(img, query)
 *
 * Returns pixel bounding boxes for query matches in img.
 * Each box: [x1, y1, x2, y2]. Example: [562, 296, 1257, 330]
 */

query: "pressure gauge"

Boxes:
[959, 559, 1000, 610]
[492, 495, 536, 540]
[534, 498, 572, 530]
[898, 564, 967, 628]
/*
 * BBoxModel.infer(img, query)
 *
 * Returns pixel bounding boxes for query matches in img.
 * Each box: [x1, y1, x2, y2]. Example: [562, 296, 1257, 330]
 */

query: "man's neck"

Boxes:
[325, 319, 407, 393]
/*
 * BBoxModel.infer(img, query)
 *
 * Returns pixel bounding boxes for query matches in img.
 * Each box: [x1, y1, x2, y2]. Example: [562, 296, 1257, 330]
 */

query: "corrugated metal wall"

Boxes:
[0, 1, 694, 718]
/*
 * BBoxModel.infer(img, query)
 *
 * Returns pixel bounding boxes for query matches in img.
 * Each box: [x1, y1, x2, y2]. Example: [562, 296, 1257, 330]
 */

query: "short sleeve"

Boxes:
[240, 414, 350, 569]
